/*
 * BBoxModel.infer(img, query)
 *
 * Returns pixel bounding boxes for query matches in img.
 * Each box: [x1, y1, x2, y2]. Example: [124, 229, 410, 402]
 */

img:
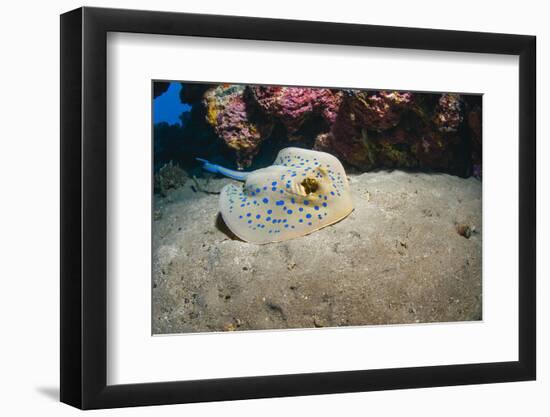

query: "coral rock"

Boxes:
[321, 91, 414, 170]
[250, 86, 342, 134]
[194, 84, 477, 176]
[203, 85, 272, 168]
[318, 90, 471, 176]
[348, 90, 414, 131]
[413, 130, 461, 171]
[433, 93, 463, 133]
[318, 98, 375, 170]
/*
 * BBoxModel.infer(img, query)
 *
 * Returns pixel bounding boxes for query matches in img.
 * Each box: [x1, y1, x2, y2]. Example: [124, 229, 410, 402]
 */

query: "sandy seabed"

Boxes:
[152, 171, 482, 334]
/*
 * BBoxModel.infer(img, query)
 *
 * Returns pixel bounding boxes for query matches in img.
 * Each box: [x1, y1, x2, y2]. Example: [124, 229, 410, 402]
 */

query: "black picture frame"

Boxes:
[60, 6, 536, 410]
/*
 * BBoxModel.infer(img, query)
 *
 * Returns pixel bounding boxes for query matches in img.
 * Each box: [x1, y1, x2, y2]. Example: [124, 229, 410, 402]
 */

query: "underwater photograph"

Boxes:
[152, 81, 482, 334]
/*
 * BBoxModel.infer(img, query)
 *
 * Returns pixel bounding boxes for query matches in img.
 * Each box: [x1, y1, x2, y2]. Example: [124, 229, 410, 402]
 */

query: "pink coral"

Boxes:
[250, 86, 342, 133]
[203, 84, 271, 168]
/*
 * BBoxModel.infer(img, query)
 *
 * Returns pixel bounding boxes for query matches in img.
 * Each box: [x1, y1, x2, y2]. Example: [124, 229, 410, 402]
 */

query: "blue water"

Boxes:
[153, 82, 191, 125]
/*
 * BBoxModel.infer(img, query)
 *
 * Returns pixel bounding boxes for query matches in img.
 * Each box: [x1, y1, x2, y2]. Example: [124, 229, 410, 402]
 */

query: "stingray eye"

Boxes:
[301, 178, 319, 194]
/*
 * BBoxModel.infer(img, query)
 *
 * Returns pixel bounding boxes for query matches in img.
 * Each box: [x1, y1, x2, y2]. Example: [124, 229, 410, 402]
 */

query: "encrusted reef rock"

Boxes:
[314, 90, 472, 176]
[157, 82, 481, 177]
[316, 91, 417, 170]
[250, 86, 343, 134]
[346, 90, 414, 131]
[200, 85, 342, 169]
[203, 84, 272, 168]
[413, 129, 462, 172]
[433, 93, 463, 133]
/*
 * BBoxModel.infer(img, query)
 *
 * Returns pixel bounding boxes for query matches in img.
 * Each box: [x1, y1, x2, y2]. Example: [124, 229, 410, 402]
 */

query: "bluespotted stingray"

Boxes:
[197, 147, 354, 244]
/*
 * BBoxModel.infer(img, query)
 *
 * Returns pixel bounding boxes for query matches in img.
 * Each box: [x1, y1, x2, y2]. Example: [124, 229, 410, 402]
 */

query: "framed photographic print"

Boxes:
[60, 6, 536, 409]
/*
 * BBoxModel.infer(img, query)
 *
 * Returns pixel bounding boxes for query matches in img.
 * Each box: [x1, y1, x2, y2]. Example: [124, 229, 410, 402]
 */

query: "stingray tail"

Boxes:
[196, 158, 249, 181]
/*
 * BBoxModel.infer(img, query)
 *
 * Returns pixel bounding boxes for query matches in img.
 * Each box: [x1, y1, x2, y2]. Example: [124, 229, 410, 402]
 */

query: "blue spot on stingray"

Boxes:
[287, 209, 293, 214]
[286, 184, 290, 188]
[266, 217, 271, 221]
[251, 192, 255, 196]
[271, 181, 277, 186]
[248, 220, 252, 224]
[306, 214, 312, 219]
[267, 209, 273, 214]
[280, 190, 284, 194]
[256, 188, 260, 193]
[240, 204, 245, 207]
[276, 200, 284, 206]
[322, 202, 328, 207]
[304, 200, 309, 205]
[256, 214, 261, 219]
[330, 191, 335, 195]
[263, 186, 267, 190]
[314, 206, 320, 210]
[272, 187, 277, 191]
[308, 222, 312, 226]
[299, 207, 304, 212]
[262, 198, 269, 204]
[246, 213, 251, 217]
[285, 224, 289, 228]
[283, 219, 287, 223]
[272, 219, 277, 224]
[299, 219, 303, 223]
[291, 198, 295, 204]
[277, 220, 282, 223]
[239, 215, 243, 219]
